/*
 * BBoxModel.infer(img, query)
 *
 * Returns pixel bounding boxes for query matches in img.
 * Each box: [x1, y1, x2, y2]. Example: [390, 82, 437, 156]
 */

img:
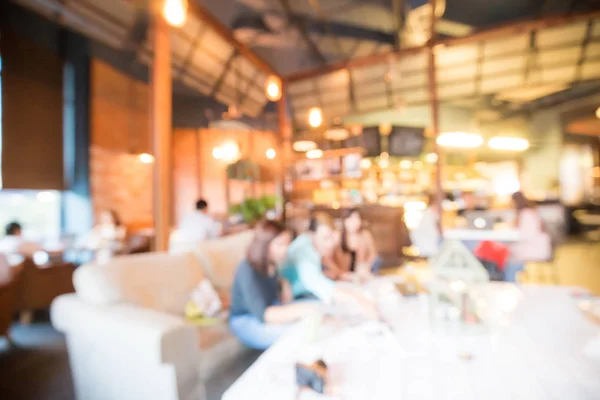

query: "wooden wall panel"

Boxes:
[173, 128, 279, 223]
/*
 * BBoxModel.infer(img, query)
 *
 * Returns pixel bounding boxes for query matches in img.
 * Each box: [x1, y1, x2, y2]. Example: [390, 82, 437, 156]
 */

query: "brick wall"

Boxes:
[89, 60, 153, 228]
[90, 60, 280, 229]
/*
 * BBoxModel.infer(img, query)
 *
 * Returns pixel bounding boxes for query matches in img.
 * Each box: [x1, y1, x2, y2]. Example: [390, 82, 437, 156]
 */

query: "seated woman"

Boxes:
[506, 191, 552, 282]
[229, 220, 317, 350]
[281, 212, 378, 316]
[327, 208, 380, 280]
[77, 210, 126, 257]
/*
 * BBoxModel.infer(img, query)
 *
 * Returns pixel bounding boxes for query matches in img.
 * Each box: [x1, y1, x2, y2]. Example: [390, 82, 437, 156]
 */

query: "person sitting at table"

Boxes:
[0, 221, 43, 256]
[281, 212, 379, 316]
[178, 199, 222, 241]
[229, 220, 318, 350]
[328, 208, 380, 279]
[77, 210, 126, 255]
[506, 191, 552, 282]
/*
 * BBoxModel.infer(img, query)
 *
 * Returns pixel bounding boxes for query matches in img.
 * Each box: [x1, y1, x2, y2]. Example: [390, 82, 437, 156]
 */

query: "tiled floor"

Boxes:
[0, 240, 598, 400]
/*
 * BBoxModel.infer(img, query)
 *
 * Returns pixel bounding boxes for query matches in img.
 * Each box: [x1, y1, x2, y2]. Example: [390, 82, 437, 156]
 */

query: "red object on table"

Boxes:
[474, 240, 510, 271]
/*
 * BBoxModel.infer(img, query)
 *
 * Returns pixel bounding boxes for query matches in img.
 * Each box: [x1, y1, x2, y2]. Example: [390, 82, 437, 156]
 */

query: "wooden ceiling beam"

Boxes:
[190, 1, 279, 77]
[285, 9, 600, 83]
[277, 0, 328, 65]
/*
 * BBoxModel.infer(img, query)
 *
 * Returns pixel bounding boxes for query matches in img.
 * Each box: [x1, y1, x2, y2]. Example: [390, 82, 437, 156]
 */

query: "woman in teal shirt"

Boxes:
[281, 213, 378, 315]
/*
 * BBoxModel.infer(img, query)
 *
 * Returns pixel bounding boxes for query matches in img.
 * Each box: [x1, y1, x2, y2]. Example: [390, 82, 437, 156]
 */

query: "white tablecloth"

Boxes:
[223, 284, 600, 400]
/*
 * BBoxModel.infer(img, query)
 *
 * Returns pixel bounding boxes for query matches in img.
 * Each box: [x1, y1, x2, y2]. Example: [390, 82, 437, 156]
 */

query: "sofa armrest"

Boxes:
[51, 294, 204, 400]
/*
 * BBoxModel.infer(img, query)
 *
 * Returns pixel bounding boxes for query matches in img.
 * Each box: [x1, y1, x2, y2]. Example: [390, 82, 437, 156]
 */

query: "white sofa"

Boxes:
[51, 230, 255, 400]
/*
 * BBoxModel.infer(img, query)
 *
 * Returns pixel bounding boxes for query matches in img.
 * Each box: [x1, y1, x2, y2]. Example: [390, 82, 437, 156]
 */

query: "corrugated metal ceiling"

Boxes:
[13, 0, 271, 117]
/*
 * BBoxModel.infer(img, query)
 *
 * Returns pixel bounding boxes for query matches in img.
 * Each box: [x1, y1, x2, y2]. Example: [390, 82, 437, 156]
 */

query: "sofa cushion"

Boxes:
[197, 322, 249, 380]
[192, 230, 255, 290]
[74, 252, 204, 315]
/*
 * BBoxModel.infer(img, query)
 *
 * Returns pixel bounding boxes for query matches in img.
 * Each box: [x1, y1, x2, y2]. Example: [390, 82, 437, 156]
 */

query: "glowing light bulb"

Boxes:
[265, 75, 282, 101]
[138, 153, 155, 164]
[308, 107, 323, 128]
[266, 148, 276, 159]
[163, 0, 187, 27]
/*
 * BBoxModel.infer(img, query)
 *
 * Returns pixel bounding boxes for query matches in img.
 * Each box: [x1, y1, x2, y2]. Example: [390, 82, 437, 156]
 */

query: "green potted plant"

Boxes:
[228, 195, 279, 225]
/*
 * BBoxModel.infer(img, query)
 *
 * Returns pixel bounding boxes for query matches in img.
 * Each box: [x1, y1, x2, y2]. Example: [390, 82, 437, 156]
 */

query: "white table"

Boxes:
[443, 229, 520, 242]
[223, 284, 600, 400]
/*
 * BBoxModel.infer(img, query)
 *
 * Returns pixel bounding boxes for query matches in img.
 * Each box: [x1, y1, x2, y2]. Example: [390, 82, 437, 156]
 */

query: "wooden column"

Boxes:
[427, 0, 443, 216]
[150, 14, 172, 251]
[277, 83, 293, 221]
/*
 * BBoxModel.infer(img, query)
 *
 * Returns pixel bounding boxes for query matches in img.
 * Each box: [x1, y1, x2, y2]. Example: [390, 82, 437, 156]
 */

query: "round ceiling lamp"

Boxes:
[265, 75, 282, 102]
[488, 137, 530, 151]
[596, 106, 600, 119]
[162, 0, 188, 27]
[324, 126, 350, 141]
[308, 107, 323, 128]
[437, 132, 483, 149]
[293, 140, 317, 152]
[306, 149, 323, 159]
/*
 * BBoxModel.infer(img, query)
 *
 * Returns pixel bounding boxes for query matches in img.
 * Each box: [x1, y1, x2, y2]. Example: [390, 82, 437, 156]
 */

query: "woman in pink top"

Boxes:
[505, 192, 552, 282]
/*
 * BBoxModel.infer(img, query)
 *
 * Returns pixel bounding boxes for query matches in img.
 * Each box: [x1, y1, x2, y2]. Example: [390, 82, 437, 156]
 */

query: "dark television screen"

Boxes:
[359, 127, 381, 157]
[388, 126, 425, 157]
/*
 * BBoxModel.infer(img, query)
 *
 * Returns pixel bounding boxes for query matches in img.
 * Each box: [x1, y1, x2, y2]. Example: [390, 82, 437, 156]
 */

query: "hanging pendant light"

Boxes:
[293, 140, 317, 152]
[324, 125, 350, 141]
[308, 107, 323, 128]
[265, 75, 282, 102]
[306, 149, 323, 159]
[293, 130, 317, 152]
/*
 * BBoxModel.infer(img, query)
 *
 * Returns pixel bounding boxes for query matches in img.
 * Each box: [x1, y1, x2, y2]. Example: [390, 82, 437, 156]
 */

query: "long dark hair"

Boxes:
[107, 210, 122, 227]
[512, 191, 545, 232]
[512, 191, 532, 211]
[247, 220, 285, 275]
[341, 208, 362, 253]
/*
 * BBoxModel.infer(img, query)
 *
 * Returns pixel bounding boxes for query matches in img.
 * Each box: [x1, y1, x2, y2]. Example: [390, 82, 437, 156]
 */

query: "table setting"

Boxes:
[224, 271, 600, 400]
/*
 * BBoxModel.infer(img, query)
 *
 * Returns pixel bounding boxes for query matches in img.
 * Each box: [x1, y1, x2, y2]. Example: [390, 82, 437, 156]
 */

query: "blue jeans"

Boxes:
[229, 314, 288, 350]
[371, 257, 383, 273]
[504, 261, 524, 283]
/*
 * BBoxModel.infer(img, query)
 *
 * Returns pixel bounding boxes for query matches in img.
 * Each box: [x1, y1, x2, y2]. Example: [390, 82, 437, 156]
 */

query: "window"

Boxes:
[0, 57, 61, 240]
[0, 190, 62, 240]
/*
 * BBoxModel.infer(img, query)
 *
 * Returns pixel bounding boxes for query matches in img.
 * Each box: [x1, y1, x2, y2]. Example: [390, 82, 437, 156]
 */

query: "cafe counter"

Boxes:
[286, 204, 410, 267]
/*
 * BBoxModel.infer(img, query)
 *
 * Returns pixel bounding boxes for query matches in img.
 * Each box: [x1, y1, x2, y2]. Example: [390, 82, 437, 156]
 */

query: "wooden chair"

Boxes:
[13, 258, 75, 323]
[0, 265, 23, 344]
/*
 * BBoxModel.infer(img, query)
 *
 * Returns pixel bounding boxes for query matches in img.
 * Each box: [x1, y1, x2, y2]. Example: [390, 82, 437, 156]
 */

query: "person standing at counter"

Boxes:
[506, 192, 552, 282]
[281, 212, 378, 317]
[409, 194, 441, 258]
[332, 208, 380, 277]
